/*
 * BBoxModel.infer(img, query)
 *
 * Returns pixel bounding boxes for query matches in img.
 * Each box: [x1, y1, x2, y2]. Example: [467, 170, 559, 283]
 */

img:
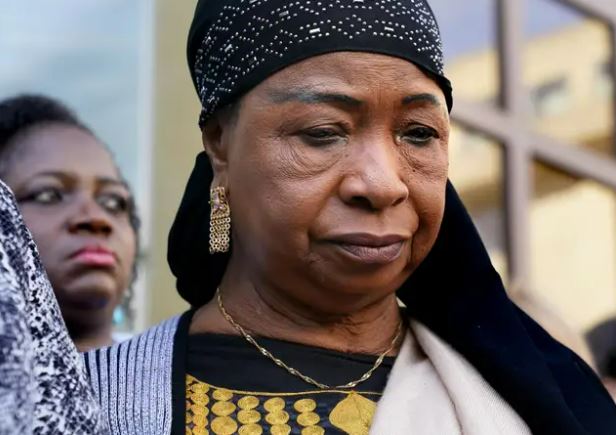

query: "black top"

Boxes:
[172, 310, 395, 435]
[186, 333, 394, 393]
[184, 334, 394, 434]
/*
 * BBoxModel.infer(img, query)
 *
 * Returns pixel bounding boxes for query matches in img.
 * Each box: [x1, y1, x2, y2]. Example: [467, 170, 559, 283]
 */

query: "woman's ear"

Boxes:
[202, 104, 239, 184]
[202, 115, 228, 177]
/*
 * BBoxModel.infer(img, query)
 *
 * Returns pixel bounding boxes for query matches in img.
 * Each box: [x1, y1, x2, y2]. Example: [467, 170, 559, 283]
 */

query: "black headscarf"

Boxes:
[169, 1, 616, 433]
[186, 0, 452, 127]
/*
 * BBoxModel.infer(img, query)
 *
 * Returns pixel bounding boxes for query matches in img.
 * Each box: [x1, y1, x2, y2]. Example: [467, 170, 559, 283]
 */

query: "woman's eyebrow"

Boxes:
[27, 170, 68, 179]
[22, 172, 129, 191]
[268, 89, 442, 108]
[402, 93, 442, 107]
[97, 177, 129, 189]
[268, 89, 363, 107]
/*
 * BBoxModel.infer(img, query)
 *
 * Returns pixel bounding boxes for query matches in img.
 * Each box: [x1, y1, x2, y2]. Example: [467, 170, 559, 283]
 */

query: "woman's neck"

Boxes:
[69, 323, 113, 352]
[189, 273, 403, 356]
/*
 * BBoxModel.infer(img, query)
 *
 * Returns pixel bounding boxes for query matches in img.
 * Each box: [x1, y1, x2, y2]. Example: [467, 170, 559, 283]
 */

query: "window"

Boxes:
[438, 0, 616, 334]
[531, 162, 616, 330]
[596, 61, 614, 98]
[449, 124, 508, 280]
[525, 0, 614, 157]
[531, 78, 570, 117]
[430, 0, 501, 106]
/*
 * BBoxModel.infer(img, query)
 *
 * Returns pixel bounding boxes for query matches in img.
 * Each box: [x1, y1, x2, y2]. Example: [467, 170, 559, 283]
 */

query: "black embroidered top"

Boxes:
[182, 333, 395, 435]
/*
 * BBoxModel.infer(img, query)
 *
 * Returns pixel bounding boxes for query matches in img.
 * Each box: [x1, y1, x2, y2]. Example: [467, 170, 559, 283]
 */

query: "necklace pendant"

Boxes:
[329, 392, 377, 435]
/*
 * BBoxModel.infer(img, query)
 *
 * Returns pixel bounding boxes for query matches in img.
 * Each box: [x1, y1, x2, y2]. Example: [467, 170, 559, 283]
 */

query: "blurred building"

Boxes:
[1, 0, 615, 337]
[432, 0, 616, 334]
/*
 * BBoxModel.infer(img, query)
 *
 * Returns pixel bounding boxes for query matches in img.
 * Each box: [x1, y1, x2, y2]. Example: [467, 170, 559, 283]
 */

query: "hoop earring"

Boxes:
[209, 186, 231, 254]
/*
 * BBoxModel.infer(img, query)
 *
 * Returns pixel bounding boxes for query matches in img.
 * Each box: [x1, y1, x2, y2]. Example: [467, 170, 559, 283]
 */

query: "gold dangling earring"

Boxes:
[209, 186, 231, 254]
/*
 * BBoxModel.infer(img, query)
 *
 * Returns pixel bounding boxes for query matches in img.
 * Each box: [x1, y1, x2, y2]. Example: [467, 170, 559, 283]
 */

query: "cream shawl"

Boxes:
[371, 321, 532, 435]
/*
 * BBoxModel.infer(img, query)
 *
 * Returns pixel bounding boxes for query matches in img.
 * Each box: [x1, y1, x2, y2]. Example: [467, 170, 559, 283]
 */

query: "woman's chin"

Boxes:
[58, 276, 119, 312]
[310, 261, 411, 305]
[313, 241, 412, 283]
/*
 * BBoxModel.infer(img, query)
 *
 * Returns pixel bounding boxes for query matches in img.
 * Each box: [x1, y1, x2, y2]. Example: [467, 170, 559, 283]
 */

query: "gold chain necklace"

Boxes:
[216, 288, 404, 390]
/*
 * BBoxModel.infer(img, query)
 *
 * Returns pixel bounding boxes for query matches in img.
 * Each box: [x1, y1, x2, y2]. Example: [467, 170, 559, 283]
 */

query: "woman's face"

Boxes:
[3, 124, 137, 331]
[210, 52, 449, 314]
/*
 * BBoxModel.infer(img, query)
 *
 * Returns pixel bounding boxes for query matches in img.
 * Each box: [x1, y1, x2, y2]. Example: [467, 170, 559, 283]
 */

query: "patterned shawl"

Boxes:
[0, 181, 107, 434]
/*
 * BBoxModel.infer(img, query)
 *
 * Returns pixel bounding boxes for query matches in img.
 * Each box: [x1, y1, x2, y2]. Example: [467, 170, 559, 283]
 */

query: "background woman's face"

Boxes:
[214, 52, 449, 313]
[3, 124, 137, 330]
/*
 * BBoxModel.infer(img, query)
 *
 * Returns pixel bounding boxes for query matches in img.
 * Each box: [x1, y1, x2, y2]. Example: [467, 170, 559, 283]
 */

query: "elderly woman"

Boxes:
[85, 1, 616, 434]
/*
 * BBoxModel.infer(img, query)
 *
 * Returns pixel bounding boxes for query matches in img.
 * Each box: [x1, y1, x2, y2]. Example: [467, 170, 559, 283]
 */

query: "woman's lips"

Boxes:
[337, 242, 405, 264]
[71, 246, 117, 268]
[327, 233, 407, 265]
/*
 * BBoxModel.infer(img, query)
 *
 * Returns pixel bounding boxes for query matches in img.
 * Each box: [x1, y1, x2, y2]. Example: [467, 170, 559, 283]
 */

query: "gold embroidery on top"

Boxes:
[265, 409, 290, 425]
[270, 424, 292, 435]
[211, 415, 238, 435]
[191, 413, 208, 429]
[212, 388, 233, 401]
[237, 409, 261, 425]
[190, 403, 209, 417]
[211, 401, 236, 417]
[238, 396, 260, 410]
[297, 412, 320, 426]
[186, 376, 210, 435]
[238, 423, 263, 435]
[295, 397, 322, 433]
[190, 383, 211, 394]
[264, 397, 290, 433]
[294, 398, 317, 413]
[329, 392, 377, 435]
[263, 397, 285, 412]
[186, 375, 382, 397]
[237, 396, 261, 433]
[186, 375, 380, 435]
[190, 391, 210, 407]
[210, 385, 237, 434]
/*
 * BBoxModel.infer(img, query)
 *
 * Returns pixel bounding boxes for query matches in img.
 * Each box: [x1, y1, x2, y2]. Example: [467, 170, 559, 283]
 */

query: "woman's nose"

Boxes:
[67, 198, 113, 236]
[339, 139, 409, 211]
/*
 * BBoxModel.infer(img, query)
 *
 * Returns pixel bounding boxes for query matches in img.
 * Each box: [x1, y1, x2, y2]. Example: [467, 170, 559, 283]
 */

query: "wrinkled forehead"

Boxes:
[6, 124, 119, 180]
[227, 53, 449, 122]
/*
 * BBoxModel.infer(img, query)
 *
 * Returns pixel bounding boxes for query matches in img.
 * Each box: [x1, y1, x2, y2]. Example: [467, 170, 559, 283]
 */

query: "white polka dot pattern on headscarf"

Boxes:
[189, 0, 449, 126]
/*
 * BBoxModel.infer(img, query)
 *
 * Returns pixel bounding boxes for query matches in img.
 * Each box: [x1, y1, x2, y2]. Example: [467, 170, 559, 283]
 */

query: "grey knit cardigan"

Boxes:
[84, 316, 180, 435]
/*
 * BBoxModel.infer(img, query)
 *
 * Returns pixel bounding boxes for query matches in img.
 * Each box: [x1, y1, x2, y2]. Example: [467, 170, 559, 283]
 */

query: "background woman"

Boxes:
[0, 94, 138, 351]
[86, 1, 616, 434]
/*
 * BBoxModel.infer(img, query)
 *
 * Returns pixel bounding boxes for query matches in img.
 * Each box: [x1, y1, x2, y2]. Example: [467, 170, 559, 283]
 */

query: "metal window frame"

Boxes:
[450, 0, 616, 289]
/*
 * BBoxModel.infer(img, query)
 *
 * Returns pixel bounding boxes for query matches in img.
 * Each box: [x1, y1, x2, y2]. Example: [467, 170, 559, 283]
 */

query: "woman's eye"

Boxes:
[98, 194, 129, 214]
[403, 126, 439, 146]
[22, 188, 64, 205]
[300, 128, 344, 146]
